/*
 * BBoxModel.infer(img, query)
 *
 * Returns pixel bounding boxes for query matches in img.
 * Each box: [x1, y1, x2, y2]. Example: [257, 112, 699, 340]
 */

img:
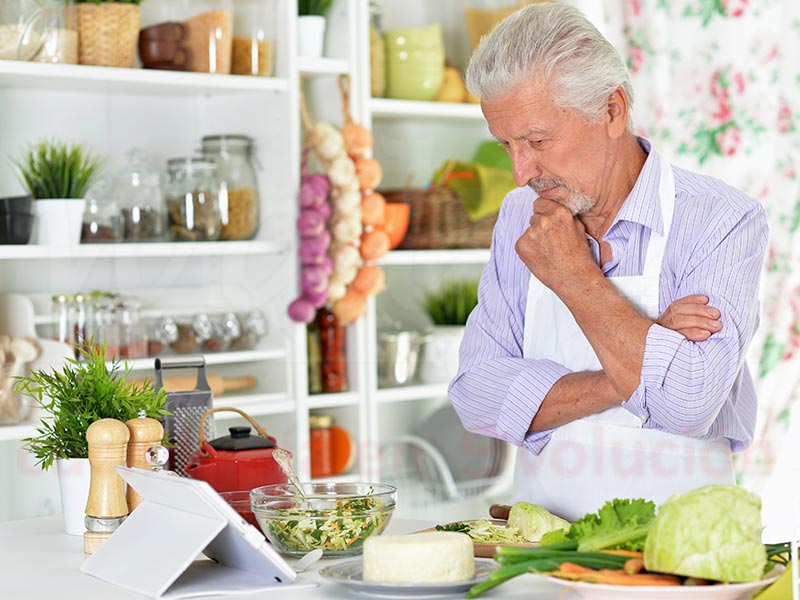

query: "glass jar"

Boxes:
[0, 0, 77, 64]
[230, 309, 266, 349]
[194, 313, 223, 352]
[170, 316, 197, 354]
[116, 299, 147, 359]
[115, 148, 167, 242]
[200, 135, 260, 241]
[231, 0, 275, 77]
[87, 295, 119, 358]
[309, 414, 333, 478]
[81, 182, 124, 243]
[316, 307, 347, 393]
[182, 0, 233, 74]
[307, 321, 322, 395]
[147, 316, 178, 357]
[217, 312, 241, 350]
[165, 157, 222, 241]
[369, 0, 385, 98]
[51, 293, 71, 344]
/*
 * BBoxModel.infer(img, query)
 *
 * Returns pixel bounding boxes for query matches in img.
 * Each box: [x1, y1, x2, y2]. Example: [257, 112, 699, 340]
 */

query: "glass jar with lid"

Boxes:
[231, 309, 267, 349]
[147, 316, 178, 356]
[165, 157, 222, 241]
[115, 148, 167, 242]
[81, 181, 124, 243]
[231, 0, 275, 77]
[115, 299, 147, 359]
[0, 0, 78, 64]
[199, 135, 260, 241]
[180, 0, 233, 74]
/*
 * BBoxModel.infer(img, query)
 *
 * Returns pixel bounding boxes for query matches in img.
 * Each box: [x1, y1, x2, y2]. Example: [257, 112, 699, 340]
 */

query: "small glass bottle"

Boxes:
[316, 308, 347, 393]
[116, 299, 147, 359]
[199, 135, 260, 241]
[165, 157, 222, 241]
[309, 414, 333, 478]
[51, 293, 71, 345]
[70, 293, 89, 358]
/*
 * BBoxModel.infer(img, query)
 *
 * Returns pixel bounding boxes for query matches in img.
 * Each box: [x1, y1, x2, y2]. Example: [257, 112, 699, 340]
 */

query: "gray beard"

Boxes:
[529, 178, 596, 215]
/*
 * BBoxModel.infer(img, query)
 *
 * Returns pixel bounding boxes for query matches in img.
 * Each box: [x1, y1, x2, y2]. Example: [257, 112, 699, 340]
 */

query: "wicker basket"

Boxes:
[381, 187, 497, 249]
[76, 3, 140, 68]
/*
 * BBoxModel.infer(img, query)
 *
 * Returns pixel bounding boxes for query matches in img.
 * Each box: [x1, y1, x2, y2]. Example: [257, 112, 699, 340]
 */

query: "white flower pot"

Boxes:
[33, 199, 85, 246]
[297, 15, 326, 59]
[56, 457, 91, 536]
[419, 325, 466, 385]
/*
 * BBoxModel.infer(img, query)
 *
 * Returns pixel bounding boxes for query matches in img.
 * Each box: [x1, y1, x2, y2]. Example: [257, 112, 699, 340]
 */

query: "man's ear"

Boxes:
[606, 87, 629, 138]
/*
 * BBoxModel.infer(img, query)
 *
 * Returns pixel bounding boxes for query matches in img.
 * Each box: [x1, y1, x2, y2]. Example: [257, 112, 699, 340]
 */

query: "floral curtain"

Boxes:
[608, 0, 800, 493]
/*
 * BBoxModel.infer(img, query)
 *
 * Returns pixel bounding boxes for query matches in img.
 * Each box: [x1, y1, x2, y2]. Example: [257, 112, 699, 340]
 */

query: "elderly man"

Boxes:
[448, 3, 768, 521]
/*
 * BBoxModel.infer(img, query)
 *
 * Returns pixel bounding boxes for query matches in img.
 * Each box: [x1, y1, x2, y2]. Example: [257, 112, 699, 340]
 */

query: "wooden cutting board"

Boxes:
[418, 519, 537, 558]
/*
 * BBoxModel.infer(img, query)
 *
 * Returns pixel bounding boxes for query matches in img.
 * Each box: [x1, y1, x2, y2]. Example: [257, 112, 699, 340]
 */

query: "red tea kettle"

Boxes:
[184, 407, 288, 493]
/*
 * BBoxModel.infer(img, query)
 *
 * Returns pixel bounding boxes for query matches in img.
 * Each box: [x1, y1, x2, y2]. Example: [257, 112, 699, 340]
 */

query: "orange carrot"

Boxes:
[602, 549, 644, 558]
[558, 562, 597, 575]
[551, 569, 683, 586]
[624, 558, 645, 575]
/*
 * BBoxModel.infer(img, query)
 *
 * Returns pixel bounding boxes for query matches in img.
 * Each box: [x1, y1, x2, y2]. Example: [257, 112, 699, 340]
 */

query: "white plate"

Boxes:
[541, 565, 783, 600]
[319, 558, 496, 598]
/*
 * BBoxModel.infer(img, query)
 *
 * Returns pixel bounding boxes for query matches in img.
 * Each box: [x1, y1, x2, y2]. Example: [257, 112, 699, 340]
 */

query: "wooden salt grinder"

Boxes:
[125, 411, 164, 512]
[84, 418, 130, 555]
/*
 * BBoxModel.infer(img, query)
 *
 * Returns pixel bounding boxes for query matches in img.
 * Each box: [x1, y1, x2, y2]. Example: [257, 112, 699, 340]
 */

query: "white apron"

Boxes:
[513, 152, 734, 522]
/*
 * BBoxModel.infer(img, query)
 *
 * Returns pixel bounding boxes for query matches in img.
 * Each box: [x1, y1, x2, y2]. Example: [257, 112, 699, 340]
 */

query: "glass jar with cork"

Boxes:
[165, 157, 222, 241]
[199, 135, 260, 241]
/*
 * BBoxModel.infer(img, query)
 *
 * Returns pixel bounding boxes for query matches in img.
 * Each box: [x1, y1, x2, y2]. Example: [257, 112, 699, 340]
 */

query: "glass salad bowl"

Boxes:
[250, 482, 397, 557]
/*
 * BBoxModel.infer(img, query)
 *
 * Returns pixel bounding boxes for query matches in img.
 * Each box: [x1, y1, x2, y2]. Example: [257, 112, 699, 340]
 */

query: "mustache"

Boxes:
[528, 178, 568, 192]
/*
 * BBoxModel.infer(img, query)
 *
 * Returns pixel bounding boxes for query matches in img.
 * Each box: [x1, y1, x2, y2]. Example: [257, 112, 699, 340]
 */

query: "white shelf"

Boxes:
[298, 57, 350, 76]
[307, 391, 361, 409]
[380, 249, 490, 266]
[370, 98, 484, 121]
[0, 241, 287, 260]
[0, 424, 36, 442]
[376, 383, 449, 403]
[214, 393, 294, 417]
[0, 61, 289, 95]
[106, 346, 287, 372]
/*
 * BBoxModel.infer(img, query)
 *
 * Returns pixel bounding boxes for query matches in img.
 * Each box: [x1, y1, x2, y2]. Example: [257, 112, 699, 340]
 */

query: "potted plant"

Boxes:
[15, 344, 169, 535]
[14, 140, 103, 246]
[419, 278, 479, 384]
[74, 0, 142, 68]
[298, 0, 334, 58]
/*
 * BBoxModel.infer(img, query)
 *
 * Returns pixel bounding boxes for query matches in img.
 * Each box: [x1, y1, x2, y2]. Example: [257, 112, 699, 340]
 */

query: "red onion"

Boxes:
[320, 255, 334, 277]
[299, 237, 328, 265]
[301, 265, 328, 295]
[287, 298, 316, 323]
[297, 210, 326, 238]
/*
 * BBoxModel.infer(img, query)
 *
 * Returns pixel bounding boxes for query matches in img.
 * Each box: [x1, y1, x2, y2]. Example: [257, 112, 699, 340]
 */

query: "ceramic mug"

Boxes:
[385, 23, 445, 101]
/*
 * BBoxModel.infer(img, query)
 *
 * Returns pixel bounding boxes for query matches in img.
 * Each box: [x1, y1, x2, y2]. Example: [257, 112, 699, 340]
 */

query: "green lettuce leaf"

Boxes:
[569, 498, 656, 552]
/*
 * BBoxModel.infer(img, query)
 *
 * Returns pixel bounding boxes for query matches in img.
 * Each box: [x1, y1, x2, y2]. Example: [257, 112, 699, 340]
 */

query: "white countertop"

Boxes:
[0, 516, 570, 600]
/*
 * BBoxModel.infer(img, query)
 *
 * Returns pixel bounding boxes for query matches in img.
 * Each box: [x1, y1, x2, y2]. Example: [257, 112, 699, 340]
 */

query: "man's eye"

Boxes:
[527, 139, 545, 147]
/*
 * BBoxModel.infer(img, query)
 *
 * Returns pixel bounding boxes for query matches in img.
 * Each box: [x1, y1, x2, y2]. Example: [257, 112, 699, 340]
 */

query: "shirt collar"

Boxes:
[609, 137, 664, 236]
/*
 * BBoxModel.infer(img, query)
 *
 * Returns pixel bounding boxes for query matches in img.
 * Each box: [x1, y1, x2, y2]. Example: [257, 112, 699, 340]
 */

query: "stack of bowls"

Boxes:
[385, 24, 445, 101]
[0, 195, 34, 244]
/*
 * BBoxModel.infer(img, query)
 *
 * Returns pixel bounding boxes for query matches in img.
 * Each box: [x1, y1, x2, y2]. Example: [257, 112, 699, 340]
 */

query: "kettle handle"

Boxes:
[198, 407, 271, 449]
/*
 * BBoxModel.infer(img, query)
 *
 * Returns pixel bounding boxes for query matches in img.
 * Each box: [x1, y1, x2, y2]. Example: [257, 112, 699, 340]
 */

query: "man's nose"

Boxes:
[510, 147, 541, 188]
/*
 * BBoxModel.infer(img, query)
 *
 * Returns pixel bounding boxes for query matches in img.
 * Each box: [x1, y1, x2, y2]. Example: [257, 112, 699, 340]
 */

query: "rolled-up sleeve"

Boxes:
[623, 199, 768, 441]
[448, 195, 571, 454]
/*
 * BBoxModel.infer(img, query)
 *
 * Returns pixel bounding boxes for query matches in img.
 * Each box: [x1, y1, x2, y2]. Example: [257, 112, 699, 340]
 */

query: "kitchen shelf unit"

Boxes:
[104, 346, 288, 372]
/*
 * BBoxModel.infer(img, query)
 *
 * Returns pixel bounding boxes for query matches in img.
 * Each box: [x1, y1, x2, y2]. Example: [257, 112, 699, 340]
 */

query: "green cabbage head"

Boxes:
[644, 485, 767, 582]
[507, 501, 570, 542]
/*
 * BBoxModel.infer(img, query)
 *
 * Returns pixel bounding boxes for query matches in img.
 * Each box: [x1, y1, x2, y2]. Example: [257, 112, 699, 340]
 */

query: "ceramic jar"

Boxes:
[385, 23, 445, 101]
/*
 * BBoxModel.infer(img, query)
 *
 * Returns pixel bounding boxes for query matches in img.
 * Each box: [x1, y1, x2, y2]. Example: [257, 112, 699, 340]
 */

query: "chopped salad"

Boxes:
[260, 496, 390, 553]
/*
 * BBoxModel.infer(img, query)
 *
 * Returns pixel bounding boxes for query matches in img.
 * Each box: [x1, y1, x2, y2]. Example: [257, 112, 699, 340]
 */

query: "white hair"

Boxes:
[466, 2, 634, 130]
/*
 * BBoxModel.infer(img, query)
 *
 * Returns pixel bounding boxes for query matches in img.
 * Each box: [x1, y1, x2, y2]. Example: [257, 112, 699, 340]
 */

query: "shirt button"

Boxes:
[640, 415, 647, 422]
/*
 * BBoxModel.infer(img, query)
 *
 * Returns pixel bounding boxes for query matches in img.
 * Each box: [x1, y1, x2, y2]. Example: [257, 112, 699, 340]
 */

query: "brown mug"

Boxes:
[139, 39, 191, 68]
[139, 22, 185, 43]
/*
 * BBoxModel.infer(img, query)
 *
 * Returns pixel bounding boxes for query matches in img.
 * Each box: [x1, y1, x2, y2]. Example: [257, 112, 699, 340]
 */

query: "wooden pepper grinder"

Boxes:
[125, 410, 164, 512]
[84, 418, 130, 555]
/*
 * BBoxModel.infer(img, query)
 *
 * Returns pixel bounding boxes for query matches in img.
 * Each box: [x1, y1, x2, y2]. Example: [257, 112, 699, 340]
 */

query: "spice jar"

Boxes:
[115, 148, 167, 242]
[51, 293, 71, 344]
[315, 307, 347, 393]
[171, 316, 197, 354]
[199, 135, 260, 241]
[217, 312, 242, 351]
[147, 316, 178, 357]
[230, 309, 267, 350]
[231, 0, 275, 77]
[88, 295, 119, 358]
[81, 182, 124, 243]
[309, 414, 333, 478]
[194, 313, 223, 352]
[116, 299, 147, 359]
[165, 157, 222, 241]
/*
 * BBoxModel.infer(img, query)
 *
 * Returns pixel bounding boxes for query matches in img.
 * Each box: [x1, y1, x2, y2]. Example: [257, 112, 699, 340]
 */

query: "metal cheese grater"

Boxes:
[154, 356, 214, 477]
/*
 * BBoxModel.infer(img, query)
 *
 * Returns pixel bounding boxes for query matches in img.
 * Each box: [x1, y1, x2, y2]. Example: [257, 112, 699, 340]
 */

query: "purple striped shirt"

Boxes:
[448, 139, 769, 455]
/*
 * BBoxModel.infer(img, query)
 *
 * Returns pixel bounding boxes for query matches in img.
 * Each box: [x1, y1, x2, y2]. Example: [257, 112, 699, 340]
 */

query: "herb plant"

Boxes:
[17, 344, 169, 470]
[422, 279, 479, 326]
[298, 0, 334, 16]
[14, 140, 103, 200]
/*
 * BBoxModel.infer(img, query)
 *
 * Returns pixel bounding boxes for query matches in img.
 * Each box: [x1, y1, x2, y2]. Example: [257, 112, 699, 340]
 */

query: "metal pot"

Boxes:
[377, 330, 429, 387]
